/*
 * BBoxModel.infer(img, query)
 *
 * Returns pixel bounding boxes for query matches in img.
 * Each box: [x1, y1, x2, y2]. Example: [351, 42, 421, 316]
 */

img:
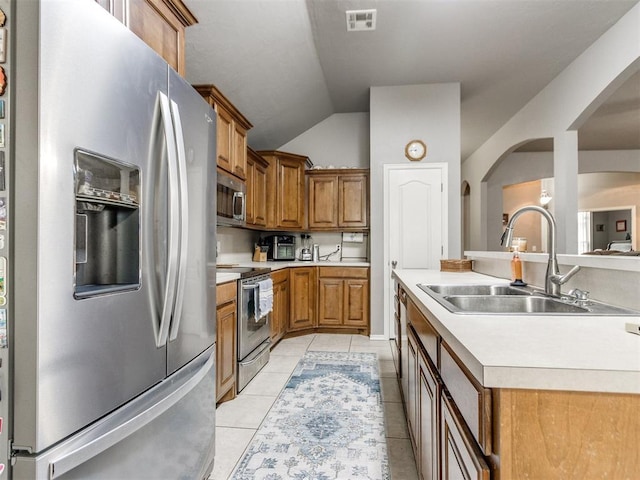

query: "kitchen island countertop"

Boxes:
[393, 268, 640, 394]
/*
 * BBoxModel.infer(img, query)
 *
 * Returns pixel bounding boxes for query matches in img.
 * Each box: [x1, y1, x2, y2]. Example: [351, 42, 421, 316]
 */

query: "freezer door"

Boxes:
[166, 70, 217, 375]
[13, 347, 216, 480]
[12, 1, 171, 453]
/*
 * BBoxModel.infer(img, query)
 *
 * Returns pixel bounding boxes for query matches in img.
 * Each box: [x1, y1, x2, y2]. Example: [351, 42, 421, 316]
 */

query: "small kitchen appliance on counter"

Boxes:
[261, 235, 296, 261]
[299, 234, 313, 261]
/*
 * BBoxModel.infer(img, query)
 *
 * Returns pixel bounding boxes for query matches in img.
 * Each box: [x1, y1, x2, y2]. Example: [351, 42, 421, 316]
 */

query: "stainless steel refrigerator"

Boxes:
[0, 0, 217, 477]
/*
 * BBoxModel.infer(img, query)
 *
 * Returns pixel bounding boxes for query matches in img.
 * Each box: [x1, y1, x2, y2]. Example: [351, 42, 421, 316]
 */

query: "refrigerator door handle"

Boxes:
[46, 350, 215, 479]
[156, 92, 180, 347]
[168, 99, 189, 341]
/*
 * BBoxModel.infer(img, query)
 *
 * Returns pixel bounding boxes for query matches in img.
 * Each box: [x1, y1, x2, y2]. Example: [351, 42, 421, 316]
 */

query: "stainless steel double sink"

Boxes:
[417, 283, 639, 315]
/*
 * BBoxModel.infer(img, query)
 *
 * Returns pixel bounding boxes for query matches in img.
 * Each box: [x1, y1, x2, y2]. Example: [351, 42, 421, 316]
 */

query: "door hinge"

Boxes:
[441, 245, 444, 255]
[441, 183, 443, 192]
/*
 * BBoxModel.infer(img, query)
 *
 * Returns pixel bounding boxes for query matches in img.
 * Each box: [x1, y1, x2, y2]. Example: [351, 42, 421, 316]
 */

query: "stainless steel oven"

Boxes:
[236, 270, 272, 391]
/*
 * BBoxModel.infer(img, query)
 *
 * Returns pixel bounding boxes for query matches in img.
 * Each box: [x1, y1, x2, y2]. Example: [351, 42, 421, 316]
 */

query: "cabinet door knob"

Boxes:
[391, 260, 397, 269]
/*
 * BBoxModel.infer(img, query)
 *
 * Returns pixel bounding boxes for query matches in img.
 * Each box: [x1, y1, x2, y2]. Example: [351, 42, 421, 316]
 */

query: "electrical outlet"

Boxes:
[336, 244, 341, 251]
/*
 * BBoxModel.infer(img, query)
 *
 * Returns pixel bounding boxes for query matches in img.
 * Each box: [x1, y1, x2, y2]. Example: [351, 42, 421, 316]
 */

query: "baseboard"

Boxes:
[369, 334, 388, 341]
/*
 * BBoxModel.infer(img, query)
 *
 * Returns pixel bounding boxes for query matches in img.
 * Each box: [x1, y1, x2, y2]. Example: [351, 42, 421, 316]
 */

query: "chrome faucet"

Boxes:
[501, 205, 580, 296]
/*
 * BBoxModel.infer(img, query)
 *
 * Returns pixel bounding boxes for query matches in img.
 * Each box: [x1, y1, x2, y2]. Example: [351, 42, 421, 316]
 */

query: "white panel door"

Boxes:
[385, 164, 446, 339]
[389, 167, 443, 270]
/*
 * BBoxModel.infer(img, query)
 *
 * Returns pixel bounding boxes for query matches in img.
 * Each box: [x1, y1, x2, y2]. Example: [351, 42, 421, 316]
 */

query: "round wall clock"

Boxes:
[405, 139, 427, 161]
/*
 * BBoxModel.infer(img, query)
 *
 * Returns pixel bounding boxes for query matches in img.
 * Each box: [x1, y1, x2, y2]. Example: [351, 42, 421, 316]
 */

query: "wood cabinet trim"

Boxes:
[216, 300, 236, 403]
[154, 0, 198, 26]
[418, 348, 442, 480]
[192, 84, 253, 129]
[441, 340, 492, 455]
[258, 150, 312, 167]
[216, 281, 237, 305]
[407, 297, 439, 368]
[441, 392, 491, 480]
[318, 267, 369, 279]
[305, 168, 370, 176]
[494, 388, 640, 479]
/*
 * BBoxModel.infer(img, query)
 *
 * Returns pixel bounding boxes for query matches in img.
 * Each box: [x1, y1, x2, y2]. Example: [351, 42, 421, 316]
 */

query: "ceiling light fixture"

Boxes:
[346, 9, 377, 32]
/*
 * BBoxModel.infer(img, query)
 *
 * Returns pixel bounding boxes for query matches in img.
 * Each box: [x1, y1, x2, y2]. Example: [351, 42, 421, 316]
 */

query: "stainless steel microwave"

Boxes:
[216, 171, 246, 226]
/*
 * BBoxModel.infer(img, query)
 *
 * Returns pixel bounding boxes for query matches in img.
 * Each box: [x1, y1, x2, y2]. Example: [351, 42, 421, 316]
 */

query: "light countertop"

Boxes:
[214, 260, 370, 284]
[393, 269, 640, 394]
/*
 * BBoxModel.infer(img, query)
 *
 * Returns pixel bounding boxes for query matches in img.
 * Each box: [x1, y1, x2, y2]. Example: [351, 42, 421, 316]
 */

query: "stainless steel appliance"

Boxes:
[262, 234, 296, 261]
[299, 233, 313, 261]
[3, 1, 217, 477]
[220, 267, 273, 391]
[217, 169, 246, 227]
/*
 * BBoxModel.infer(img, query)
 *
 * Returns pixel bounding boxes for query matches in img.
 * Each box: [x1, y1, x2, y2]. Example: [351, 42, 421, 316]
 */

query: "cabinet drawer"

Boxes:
[440, 341, 492, 455]
[407, 298, 438, 366]
[216, 281, 237, 306]
[318, 267, 368, 279]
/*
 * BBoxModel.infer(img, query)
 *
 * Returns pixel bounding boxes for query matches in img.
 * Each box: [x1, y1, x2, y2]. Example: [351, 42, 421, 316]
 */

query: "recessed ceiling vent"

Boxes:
[346, 9, 377, 32]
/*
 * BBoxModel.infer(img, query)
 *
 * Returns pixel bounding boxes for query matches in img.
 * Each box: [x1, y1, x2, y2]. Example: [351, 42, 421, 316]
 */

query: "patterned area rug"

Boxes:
[231, 351, 390, 480]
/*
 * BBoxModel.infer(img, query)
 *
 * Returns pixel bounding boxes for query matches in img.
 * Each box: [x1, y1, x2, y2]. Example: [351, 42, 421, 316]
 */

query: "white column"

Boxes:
[553, 131, 579, 254]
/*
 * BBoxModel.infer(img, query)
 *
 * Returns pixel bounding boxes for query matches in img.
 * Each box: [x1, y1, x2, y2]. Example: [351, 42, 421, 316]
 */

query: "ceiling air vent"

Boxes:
[346, 9, 377, 32]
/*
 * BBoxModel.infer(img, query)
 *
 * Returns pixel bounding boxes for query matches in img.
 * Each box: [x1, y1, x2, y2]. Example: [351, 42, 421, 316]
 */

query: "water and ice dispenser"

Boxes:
[74, 150, 140, 298]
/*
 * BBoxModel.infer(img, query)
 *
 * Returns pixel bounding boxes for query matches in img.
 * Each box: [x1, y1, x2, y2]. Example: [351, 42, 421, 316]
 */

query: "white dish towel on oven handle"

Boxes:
[257, 278, 273, 320]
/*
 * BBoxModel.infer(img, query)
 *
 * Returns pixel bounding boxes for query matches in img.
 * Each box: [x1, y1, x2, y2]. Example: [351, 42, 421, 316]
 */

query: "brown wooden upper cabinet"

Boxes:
[246, 148, 269, 228]
[194, 85, 253, 181]
[96, 0, 197, 77]
[307, 169, 369, 231]
[258, 151, 310, 231]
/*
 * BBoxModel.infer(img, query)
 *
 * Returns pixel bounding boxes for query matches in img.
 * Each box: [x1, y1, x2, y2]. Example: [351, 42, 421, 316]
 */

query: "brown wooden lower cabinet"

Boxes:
[419, 344, 441, 480]
[270, 269, 289, 343]
[289, 267, 316, 331]
[441, 392, 490, 480]
[406, 327, 419, 448]
[216, 281, 237, 403]
[492, 389, 640, 479]
[267, 266, 370, 341]
[399, 286, 640, 480]
[317, 267, 369, 331]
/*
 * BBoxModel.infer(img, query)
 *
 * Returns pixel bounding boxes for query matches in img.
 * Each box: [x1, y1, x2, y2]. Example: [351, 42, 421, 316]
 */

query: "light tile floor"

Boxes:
[209, 333, 418, 480]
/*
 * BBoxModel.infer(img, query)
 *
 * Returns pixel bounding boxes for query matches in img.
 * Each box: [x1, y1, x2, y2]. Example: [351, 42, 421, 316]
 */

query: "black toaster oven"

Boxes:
[261, 235, 295, 261]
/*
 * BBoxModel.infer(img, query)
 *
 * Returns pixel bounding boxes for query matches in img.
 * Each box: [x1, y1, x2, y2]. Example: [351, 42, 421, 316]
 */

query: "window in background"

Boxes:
[578, 211, 592, 254]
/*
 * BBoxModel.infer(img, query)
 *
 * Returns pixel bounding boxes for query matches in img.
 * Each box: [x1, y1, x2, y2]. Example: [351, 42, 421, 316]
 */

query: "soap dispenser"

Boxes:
[510, 249, 527, 286]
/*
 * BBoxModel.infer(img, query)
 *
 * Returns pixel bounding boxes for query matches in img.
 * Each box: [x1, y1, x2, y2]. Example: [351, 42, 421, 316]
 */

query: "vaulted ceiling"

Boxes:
[184, 0, 639, 160]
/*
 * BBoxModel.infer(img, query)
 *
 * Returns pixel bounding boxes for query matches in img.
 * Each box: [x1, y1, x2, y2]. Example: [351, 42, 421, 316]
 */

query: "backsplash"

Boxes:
[216, 227, 256, 264]
[216, 227, 369, 264]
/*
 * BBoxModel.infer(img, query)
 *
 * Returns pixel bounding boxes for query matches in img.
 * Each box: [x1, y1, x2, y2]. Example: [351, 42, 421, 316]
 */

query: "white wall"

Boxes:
[278, 112, 370, 168]
[462, 3, 640, 251]
[275, 83, 461, 336]
[579, 172, 640, 250]
[486, 149, 640, 251]
[216, 226, 259, 264]
[370, 83, 461, 336]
